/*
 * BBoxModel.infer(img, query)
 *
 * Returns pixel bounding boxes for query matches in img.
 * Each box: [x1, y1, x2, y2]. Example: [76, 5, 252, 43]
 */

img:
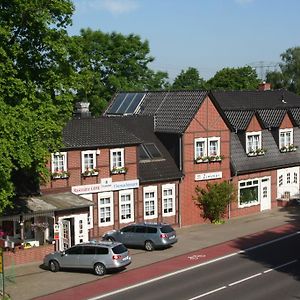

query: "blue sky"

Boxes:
[69, 0, 300, 81]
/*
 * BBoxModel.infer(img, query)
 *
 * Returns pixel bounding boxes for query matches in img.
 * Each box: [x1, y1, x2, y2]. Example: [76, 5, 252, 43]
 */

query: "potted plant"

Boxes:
[111, 166, 128, 174]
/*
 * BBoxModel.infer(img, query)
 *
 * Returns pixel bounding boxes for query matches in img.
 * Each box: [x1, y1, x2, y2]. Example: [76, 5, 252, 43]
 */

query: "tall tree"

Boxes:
[172, 67, 206, 90]
[0, 0, 76, 211]
[207, 66, 260, 91]
[266, 47, 300, 94]
[70, 29, 169, 116]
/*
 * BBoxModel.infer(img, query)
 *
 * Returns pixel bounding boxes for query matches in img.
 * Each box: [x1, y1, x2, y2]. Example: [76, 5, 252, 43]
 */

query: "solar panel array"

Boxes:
[107, 93, 145, 115]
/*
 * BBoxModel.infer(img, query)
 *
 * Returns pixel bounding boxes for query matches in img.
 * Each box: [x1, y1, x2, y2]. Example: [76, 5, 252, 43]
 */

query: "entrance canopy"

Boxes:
[0, 192, 93, 221]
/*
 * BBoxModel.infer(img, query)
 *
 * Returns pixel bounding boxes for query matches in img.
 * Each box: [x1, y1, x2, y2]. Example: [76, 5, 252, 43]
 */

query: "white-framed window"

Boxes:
[80, 194, 93, 229]
[110, 148, 125, 173]
[143, 186, 157, 219]
[162, 184, 176, 216]
[81, 150, 97, 174]
[51, 152, 67, 173]
[238, 178, 260, 207]
[194, 138, 207, 160]
[208, 137, 220, 157]
[279, 174, 283, 186]
[246, 131, 261, 153]
[294, 172, 298, 184]
[98, 192, 113, 226]
[119, 189, 134, 223]
[279, 128, 293, 148]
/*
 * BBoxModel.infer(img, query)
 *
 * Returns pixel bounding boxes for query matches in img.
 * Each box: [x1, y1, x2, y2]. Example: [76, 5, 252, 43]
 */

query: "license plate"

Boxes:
[122, 256, 129, 261]
[169, 235, 175, 240]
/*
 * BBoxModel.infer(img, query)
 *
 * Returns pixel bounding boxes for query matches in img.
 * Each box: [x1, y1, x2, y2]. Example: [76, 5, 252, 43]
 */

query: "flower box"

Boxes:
[82, 168, 99, 177]
[110, 167, 127, 175]
[51, 171, 70, 179]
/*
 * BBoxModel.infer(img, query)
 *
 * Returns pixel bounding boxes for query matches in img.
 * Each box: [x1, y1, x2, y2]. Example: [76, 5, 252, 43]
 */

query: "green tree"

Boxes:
[70, 29, 169, 116]
[207, 66, 260, 91]
[0, 0, 76, 211]
[172, 67, 206, 90]
[266, 47, 300, 94]
[194, 181, 236, 223]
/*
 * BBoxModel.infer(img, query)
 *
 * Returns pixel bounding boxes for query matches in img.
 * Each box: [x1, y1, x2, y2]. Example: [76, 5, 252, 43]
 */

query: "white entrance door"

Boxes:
[74, 214, 89, 245]
[261, 177, 271, 211]
[60, 219, 71, 250]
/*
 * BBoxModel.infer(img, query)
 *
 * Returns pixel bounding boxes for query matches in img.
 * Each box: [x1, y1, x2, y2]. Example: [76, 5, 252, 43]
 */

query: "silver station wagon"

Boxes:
[43, 241, 131, 276]
[102, 222, 177, 251]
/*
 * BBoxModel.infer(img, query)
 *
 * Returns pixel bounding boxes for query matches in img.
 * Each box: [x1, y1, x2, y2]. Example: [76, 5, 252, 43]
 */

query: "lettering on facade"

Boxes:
[72, 179, 139, 194]
[195, 171, 222, 181]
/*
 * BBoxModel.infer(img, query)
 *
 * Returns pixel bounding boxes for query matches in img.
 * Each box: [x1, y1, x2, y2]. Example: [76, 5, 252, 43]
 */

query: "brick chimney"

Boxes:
[74, 102, 91, 118]
[258, 82, 271, 91]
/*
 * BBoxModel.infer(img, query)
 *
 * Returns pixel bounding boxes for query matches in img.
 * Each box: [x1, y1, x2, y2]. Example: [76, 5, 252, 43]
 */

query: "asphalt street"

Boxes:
[4, 206, 300, 300]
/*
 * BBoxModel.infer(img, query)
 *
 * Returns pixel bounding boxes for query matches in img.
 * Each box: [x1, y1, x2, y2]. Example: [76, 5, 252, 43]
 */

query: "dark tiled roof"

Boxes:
[105, 90, 209, 134]
[224, 110, 254, 131]
[289, 108, 300, 126]
[256, 109, 286, 128]
[231, 128, 300, 175]
[112, 115, 182, 183]
[211, 90, 300, 110]
[62, 117, 141, 150]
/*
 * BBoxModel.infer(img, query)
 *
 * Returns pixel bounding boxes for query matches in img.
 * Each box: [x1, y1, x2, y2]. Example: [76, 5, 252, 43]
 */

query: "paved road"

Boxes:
[98, 232, 300, 300]
[4, 206, 300, 300]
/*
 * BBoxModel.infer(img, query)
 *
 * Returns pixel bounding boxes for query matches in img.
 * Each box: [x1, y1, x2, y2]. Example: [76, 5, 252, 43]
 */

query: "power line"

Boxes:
[248, 61, 280, 80]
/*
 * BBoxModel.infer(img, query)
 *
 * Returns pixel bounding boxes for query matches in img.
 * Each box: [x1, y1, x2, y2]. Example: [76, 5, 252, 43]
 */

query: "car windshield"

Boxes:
[112, 244, 128, 254]
[160, 225, 175, 233]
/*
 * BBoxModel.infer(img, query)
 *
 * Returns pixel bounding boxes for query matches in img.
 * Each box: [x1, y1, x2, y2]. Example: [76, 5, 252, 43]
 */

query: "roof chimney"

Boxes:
[258, 82, 271, 91]
[74, 102, 91, 118]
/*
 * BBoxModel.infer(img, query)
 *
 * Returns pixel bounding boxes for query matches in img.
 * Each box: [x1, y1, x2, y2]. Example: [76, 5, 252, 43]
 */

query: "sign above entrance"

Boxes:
[72, 179, 140, 195]
[195, 171, 222, 181]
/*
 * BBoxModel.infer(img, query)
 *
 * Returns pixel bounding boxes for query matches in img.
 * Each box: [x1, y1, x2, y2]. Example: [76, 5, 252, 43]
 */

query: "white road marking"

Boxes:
[187, 259, 298, 299]
[88, 231, 300, 300]
[188, 286, 227, 299]
[228, 273, 262, 286]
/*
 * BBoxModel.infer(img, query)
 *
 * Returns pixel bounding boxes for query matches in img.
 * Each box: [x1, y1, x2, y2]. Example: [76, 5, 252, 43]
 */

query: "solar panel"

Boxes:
[126, 93, 145, 114]
[107, 93, 127, 114]
[106, 93, 145, 115]
[144, 143, 162, 159]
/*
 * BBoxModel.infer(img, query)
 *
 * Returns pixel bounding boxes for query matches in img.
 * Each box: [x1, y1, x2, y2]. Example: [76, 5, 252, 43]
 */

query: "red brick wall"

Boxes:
[41, 146, 138, 193]
[3, 244, 54, 266]
[180, 96, 231, 226]
[246, 115, 262, 131]
[280, 114, 293, 128]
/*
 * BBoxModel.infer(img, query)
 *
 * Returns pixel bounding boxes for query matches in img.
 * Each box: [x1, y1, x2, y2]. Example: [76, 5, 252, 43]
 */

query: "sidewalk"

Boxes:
[4, 206, 300, 300]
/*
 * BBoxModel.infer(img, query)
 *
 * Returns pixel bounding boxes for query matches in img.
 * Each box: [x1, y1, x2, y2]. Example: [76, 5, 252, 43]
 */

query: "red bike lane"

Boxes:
[33, 223, 299, 300]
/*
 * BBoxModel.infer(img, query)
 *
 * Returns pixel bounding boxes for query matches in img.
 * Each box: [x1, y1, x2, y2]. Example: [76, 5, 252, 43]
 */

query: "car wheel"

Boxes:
[49, 260, 60, 272]
[94, 263, 106, 276]
[145, 240, 154, 251]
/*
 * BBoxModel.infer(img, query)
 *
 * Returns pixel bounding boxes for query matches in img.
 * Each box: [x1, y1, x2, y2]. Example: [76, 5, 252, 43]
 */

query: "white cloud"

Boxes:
[74, 0, 139, 15]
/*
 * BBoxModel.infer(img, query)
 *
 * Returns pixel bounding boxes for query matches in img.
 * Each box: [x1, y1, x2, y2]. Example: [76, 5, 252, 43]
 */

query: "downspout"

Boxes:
[178, 134, 183, 228]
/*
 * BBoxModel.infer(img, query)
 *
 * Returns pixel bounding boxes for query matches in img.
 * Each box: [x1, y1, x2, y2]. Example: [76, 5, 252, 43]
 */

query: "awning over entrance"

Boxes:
[0, 192, 93, 221]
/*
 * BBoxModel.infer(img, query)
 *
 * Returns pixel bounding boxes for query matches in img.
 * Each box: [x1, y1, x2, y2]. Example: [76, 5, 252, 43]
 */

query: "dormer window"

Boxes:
[279, 129, 293, 149]
[246, 131, 261, 155]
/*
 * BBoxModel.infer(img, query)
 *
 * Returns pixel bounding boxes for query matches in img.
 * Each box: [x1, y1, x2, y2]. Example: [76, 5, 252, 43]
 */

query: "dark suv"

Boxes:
[43, 241, 131, 276]
[102, 223, 177, 251]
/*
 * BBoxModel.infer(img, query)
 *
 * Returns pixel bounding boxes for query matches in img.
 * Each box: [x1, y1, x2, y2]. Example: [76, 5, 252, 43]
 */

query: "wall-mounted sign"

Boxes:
[72, 179, 139, 195]
[195, 171, 222, 181]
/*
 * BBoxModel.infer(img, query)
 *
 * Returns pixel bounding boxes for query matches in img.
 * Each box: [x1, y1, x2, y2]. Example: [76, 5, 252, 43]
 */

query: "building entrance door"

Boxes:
[260, 177, 271, 211]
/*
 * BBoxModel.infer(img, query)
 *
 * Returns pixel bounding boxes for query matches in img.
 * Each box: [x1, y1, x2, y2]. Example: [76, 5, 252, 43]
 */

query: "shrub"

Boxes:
[194, 181, 236, 223]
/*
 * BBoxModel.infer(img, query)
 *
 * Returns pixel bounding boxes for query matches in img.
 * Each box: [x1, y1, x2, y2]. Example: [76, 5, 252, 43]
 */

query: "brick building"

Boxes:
[2, 87, 300, 254]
